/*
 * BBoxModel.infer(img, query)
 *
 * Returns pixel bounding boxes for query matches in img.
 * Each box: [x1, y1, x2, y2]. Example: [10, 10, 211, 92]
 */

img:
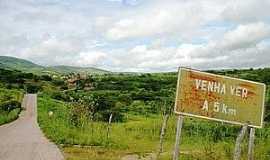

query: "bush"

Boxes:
[51, 91, 69, 101]
[52, 79, 65, 86]
[25, 84, 42, 93]
[41, 75, 52, 81]
[60, 85, 68, 90]
[0, 108, 21, 125]
[69, 103, 89, 128]
[265, 94, 270, 122]
[0, 100, 21, 112]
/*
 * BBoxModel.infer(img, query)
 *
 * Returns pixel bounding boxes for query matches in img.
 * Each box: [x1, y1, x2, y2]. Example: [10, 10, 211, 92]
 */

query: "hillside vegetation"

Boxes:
[0, 56, 45, 73]
[47, 65, 110, 75]
[0, 64, 270, 159]
[0, 56, 109, 75]
[37, 68, 270, 160]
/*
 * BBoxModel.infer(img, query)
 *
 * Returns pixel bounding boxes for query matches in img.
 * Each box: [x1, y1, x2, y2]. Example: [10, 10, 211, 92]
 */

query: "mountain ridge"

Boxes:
[0, 56, 109, 75]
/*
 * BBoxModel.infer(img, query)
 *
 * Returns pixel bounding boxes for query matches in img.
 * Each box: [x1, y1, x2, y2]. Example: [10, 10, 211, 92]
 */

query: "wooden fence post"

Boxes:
[173, 115, 184, 160]
[158, 114, 169, 157]
[233, 124, 248, 160]
[106, 113, 113, 140]
[248, 127, 256, 160]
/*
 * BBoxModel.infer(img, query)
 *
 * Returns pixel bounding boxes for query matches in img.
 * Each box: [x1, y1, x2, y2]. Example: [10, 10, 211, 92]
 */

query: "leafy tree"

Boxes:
[25, 84, 42, 93]
[52, 79, 65, 86]
[265, 91, 270, 122]
[261, 72, 270, 85]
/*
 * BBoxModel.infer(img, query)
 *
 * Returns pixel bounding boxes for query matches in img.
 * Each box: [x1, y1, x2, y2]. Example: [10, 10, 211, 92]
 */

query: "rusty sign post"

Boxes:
[173, 67, 266, 160]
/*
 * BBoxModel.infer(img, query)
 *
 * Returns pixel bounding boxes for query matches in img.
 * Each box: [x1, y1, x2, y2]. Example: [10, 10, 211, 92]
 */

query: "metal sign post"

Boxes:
[173, 116, 184, 160]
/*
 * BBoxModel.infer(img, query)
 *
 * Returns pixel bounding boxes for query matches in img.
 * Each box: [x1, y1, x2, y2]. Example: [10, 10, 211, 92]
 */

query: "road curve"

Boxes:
[0, 94, 64, 160]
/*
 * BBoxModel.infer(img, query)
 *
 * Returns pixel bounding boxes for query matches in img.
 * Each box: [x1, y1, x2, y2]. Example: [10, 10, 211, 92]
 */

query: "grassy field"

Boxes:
[38, 96, 270, 160]
[0, 88, 23, 125]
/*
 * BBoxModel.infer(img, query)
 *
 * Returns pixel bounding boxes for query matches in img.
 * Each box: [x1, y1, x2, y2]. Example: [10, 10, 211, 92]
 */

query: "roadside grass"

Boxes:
[38, 96, 270, 160]
[0, 88, 22, 125]
[0, 108, 21, 125]
[64, 147, 127, 160]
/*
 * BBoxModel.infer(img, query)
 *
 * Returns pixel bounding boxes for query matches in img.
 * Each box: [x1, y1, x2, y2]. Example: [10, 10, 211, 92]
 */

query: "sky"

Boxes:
[0, 0, 270, 72]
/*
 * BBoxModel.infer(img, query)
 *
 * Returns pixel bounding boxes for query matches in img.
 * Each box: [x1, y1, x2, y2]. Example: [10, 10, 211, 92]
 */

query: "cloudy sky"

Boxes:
[1, 0, 270, 72]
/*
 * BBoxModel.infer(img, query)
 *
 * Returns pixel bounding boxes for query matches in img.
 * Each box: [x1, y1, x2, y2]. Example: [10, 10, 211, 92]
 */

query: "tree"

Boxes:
[25, 84, 42, 93]
[262, 73, 270, 85]
[41, 75, 52, 81]
[264, 92, 270, 122]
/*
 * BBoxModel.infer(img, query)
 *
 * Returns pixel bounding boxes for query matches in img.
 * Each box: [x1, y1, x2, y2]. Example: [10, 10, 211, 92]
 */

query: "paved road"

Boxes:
[0, 94, 64, 160]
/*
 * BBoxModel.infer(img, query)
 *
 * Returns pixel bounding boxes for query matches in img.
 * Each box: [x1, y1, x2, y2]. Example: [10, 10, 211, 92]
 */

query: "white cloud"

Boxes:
[108, 42, 270, 72]
[222, 0, 270, 23]
[1, 0, 270, 72]
[220, 22, 270, 50]
[106, 0, 222, 40]
[1, 34, 99, 67]
[106, 22, 270, 72]
[13, 38, 108, 67]
[75, 51, 107, 67]
[20, 38, 81, 59]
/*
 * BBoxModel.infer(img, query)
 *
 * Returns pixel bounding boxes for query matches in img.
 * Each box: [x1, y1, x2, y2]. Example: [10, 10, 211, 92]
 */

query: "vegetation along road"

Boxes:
[0, 94, 63, 160]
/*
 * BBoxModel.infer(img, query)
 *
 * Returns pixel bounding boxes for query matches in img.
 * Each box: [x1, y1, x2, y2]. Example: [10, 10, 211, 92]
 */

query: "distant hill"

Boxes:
[0, 56, 45, 73]
[47, 65, 109, 74]
[0, 56, 109, 75]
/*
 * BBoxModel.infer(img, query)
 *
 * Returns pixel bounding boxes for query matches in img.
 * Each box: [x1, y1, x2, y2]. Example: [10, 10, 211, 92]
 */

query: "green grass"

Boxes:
[0, 108, 21, 125]
[0, 88, 22, 125]
[38, 96, 270, 160]
[64, 147, 128, 160]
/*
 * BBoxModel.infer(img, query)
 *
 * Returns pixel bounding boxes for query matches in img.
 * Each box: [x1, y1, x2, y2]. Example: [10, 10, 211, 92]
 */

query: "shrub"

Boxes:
[69, 103, 90, 128]
[41, 75, 52, 81]
[0, 108, 21, 125]
[52, 79, 65, 86]
[265, 94, 270, 122]
[51, 91, 69, 101]
[25, 83, 42, 93]
[0, 100, 21, 112]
